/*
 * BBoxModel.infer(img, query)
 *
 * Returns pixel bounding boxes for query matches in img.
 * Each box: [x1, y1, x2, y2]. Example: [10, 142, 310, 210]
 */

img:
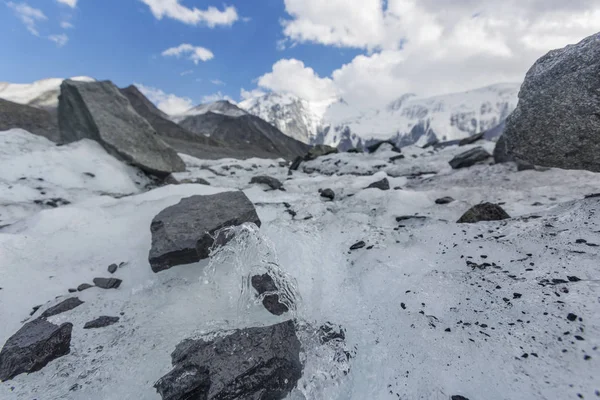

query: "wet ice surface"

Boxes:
[0, 132, 599, 399]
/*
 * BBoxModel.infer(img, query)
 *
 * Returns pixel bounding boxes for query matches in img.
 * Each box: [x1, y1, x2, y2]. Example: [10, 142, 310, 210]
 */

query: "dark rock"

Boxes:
[83, 172, 95, 178]
[449, 147, 492, 169]
[148, 192, 261, 273]
[164, 175, 210, 186]
[0, 319, 72, 381]
[305, 144, 338, 161]
[318, 323, 346, 344]
[567, 313, 578, 322]
[350, 241, 366, 250]
[58, 80, 185, 176]
[396, 215, 427, 222]
[517, 160, 536, 171]
[320, 188, 335, 200]
[251, 274, 289, 316]
[435, 196, 455, 205]
[83, 316, 120, 329]
[502, 33, 600, 172]
[249, 176, 283, 191]
[68, 288, 77, 293]
[459, 132, 485, 146]
[366, 178, 390, 191]
[389, 154, 405, 162]
[93, 277, 122, 289]
[457, 203, 511, 223]
[77, 283, 93, 292]
[451, 396, 470, 400]
[0, 98, 59, 142]
[40, 297, 84, 318]
[493, 134, 514, 163]
[154, 320, 302, 400]
[289, 156, 303, 171]
[347, 148, 363, 153]
[107, 263, 118, 274]
[367, 140, 401, 153]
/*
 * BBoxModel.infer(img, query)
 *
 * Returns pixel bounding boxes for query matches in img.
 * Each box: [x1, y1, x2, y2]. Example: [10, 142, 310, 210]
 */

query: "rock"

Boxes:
[366, 178, 390, 191]
[77, 283, 93, 291]
[154, 320, 302, 400]
[396, 215, 427, 222]
[40, 297, 84, 318]
[493, 134, 514, 163]
[305, 144, 338, 161]
[347, 148, 363, 153]
[318, 322, 346, 344]
[517, 160, 536, 171]
[164, 175, 210, 186]
[107, 263, 118, 274]
[350, 241, 366, 250]
[459, 132, 485, 146]
[0, 319, 72, 381]
[501, 33, 600, 172]
[289, 156, 303, 171]
[93, 277, 122, 289]
[389, 154, 405, 162]
[68, 288, 77, 293]
[0, 99, 59, 142]
[251, 274, 289, 316]
[149, 192, 261, 273]
[249, 176, 283, 191]
[435, 196, 455, 205]
[367, 140, 402, 153]
[83, 316, 120, 329]
[449, 147, 492, 169]
[457, 203, 511, 223]
[58, 80, 185, 177]
[320, 188, 335, 200]
[451, 396, 470, 400]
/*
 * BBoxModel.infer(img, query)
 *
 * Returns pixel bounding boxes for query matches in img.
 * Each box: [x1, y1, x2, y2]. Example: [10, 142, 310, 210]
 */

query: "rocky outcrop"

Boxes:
[0, 98, 59, 141]
[501, 33, 600, 172]
[249, 176, 283, 191]
[155, 320, 302, 400]
[457, 203, 511, 223]
[449, 147, 491, 169]
[149, 192, 261, 272]
[0, 319, 72, 381]
[58, 80, 185, 176]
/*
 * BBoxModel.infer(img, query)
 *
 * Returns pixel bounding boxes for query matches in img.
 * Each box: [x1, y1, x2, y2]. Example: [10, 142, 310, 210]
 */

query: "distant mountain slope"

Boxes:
[0, 98, 59, 142]
[173, 100, 247, 123]
[0, 77, 95, 109]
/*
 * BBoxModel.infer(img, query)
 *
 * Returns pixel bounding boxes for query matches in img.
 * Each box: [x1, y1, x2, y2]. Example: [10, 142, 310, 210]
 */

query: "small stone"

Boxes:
[457, 203, 510, 224]
[77, 283, 93, 292]
[249, 176, 283, 191]
[449, 147, 491, 169]
[320, 188, 335, 200]
[567, 313, 578, 322]
[435, 196, 455, 205]
[568, 276, 581, 282]
[451, 396, 470, 400]
[350, 241, 366, 250]
[250, 274, 289, 316]
[107, 264, 118, 274]
[513, 293, 522, 299]
[83, 316, 120, 329]
[68, 288, 77, 293]
[93, 278, 122, 289]
[365, 178, 390, 191]
[83, 172, 95, 178]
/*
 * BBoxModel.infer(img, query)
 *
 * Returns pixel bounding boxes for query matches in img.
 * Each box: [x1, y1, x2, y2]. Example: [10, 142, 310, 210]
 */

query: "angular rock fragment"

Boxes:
[449, 147, 491, 169]
[249, 175, 283, 191]
[366, 178, 390, 191]
[435, 196, 455, 205]
[457, 203, 511, 223]
[84, 316, 120, 329]
[93, 277, 122, 289]
[40, 297, 84, 318]
[320, 188, 335, 200]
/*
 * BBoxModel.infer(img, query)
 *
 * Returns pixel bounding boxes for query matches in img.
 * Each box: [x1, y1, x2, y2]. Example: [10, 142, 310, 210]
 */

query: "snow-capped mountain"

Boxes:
[240, 83, 520, 149]
[172, 100, 247, 123]
[0, 76, 95, 109]
[239, 92, 331, 144]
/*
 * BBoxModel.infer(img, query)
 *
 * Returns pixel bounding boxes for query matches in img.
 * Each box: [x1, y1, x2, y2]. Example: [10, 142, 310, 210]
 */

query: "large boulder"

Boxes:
[0, 319, 72, 381]
[457, 203, 511, 223]
[155, 320, 302, 400]
[449, 147, 491, 169]
[0, 98, 59, 141]
[501, 33, 600, 172]
[58, 80, 185, 176]
[149, 192, 261, 272]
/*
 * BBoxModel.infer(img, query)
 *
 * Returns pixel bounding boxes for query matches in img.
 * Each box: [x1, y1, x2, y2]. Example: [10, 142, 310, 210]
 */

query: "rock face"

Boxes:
[0, 99, 59, 142]
[58, 80, 185, 176]
[449, 147, 492, 169]
[40, 297, 84, 318]
[501, 33, 600, 172]
[251, 274, 289, 316]
[149, 192, 261, 273]
[493, 134, 514, 164]
[155, 320, 302, 400]
[457, 203, 511, 223]
[249, 176, 283, 191]
[84, 316, 120, 329]
[366, 178, 390, 191]
[0, 319, 72, 381]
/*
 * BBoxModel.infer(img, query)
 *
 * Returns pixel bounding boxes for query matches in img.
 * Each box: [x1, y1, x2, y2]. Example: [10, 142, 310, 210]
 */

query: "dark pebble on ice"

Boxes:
[93, 278, 122, 289]
[350, 241, 366, 250]
[77, 283, 93, 291]
[567, 313, 578, 322]
[107, 264, 118, 274]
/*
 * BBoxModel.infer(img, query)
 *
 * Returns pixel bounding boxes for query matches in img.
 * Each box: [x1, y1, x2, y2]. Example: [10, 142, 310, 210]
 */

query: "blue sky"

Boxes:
[2, 1, 599, 114]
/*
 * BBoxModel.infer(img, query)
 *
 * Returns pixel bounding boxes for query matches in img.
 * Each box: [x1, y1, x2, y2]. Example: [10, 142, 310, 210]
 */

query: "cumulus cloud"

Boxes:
[140, 0, 238, 27]
[135, 83, 194, 115]
[162, 44, 214, 64]
[260, 0, 600, 108]
[240, 88, 266, 100]
[6, 2, 47, 36]
[201, 91, 235, 104]
[48, 33, 68, 47]
[56, 0, 77, 8]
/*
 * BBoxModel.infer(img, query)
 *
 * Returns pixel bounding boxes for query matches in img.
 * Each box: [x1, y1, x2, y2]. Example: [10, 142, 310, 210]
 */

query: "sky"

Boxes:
[1, 0, 600, 115]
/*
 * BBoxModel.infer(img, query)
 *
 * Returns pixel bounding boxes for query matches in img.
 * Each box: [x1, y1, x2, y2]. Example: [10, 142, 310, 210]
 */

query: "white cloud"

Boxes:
[180, 70, 193, 76]
[60, 21, 74, 29]
[56, 0, 77, 8]
[135, 83, 194, 115]
[210, 79, 225, 86]
[48, 33, 68, 47]
[201, 91, 235, 104]
[140, 0, 238, 27]
[162, 44, 214, 64]
[240, 88, 266, 100]
[257, 0, 600, 109]
[6, 2, 47, 36]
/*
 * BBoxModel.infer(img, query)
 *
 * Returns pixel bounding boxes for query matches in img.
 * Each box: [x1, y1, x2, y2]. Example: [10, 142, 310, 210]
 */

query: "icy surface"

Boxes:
[1, 130, 599, 400]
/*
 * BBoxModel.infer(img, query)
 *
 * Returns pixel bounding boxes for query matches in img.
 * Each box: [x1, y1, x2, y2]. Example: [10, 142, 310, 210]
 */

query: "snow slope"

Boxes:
[1, 130, 599, 400]
[0, 77, 95, 109]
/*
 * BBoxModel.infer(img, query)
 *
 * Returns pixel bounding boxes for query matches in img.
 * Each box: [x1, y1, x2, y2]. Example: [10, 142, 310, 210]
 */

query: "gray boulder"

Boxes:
[0, 319, 72, 381]
[251, 274, 289, 316]
[457, 203, 511, 223]
[149, 192, 261, 272]
[58, 80, 185, 176]
[320, 188, 335, 200]
[84, 316, 120, 329]
[93, 277, 122, 289]
[40, 297, 84, 318]
[449, 147, 491, 169]
[249, 176, 283, 191]
[155, 320, 302, 400]
[0, 98, 59, 142]
[366, 178, 390, 191]
[502, 33, 600, 172]
[435, 196, 455, 205]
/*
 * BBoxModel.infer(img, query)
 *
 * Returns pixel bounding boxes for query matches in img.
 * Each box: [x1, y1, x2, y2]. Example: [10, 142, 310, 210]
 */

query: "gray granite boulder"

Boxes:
[40, 297, 84, 318]
[154, 320, 302, 400]
[502, 33, 600, 172]
[58, 80, 185, 176]
[149, 192, 261, 272]
[449, 147, 491, 169]
[457, 203, 511, 223]
[0, 319, 72, 381]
